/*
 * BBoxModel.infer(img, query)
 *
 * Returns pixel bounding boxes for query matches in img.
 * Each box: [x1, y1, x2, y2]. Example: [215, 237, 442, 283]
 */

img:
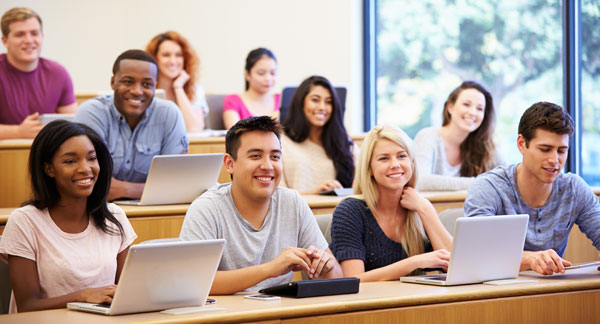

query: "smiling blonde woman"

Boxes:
[330, 125, 453, 282]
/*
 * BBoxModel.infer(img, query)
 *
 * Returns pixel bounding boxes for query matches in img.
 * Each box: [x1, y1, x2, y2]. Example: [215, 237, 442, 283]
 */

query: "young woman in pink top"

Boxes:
[222, 48, 281, 129]
[0, 120, 136, 313]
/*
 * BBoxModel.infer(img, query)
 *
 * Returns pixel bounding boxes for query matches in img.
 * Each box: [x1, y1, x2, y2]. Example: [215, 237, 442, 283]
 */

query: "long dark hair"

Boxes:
[442, 81, 497, 177]
[282, 75, 354, 187]
[244, 47, 276, 90]
[26, 120, 123, 235]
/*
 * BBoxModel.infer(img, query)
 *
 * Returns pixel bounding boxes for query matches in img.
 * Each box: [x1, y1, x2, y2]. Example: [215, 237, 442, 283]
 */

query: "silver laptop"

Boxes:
[116, 153, 223, 205]
[67, 239, 225, 315]
[400, 214, 529, 286]
[39, 113, 76, 125]
[97, 88, 166, 99]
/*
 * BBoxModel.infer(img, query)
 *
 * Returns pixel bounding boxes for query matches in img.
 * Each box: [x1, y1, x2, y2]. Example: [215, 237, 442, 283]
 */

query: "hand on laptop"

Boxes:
[305, 246, 335, 279]
[412, 249, 451, 271]
[522, 249, 572, 275]
[309, 179, 343, 195]
[77, 284, 117, 304]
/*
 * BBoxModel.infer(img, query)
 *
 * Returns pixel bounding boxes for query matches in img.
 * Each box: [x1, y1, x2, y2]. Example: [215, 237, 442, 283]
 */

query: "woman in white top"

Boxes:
[281, 75, 357, 194]
[0, 120, 136, 313]
[146, 31, 208, 132]
[414, 81, 499, 191]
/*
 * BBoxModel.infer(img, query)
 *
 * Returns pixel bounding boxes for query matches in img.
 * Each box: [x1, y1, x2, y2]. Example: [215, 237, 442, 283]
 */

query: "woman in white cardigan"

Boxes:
[414, 81, 500, 191]
[281, 75, 357, 194]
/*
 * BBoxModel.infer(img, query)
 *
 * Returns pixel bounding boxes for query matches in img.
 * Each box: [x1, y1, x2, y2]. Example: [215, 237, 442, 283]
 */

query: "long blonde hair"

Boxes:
[353, 125, 428, 257]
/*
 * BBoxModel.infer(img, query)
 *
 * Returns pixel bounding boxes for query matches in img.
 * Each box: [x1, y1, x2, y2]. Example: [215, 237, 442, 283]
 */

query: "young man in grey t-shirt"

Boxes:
[180, 116, 342, 293]
[465, 102, 600, 275]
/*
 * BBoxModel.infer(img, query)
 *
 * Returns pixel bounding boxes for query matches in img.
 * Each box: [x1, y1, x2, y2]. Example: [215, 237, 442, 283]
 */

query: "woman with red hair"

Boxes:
[146, 31, 208, 132]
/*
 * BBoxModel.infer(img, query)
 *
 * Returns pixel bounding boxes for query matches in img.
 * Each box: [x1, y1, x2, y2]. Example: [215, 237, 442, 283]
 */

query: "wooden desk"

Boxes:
[0, 135, 366, 207]
[1, 190, 598, 262]
[0, 137, 231, 207]
[0, 206, 187, 245]
[1, 267, 599, 323]
[0, 139, 32, 208]
[0, 192, 476, 243]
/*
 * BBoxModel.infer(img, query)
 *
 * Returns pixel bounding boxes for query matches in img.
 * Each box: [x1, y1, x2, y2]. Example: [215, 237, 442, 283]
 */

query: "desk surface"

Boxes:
[0, 192, 469, 226]
[1, 267, 598, 323]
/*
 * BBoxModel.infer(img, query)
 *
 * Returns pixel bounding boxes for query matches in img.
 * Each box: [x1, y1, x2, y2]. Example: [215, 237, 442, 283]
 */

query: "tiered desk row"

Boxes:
[1, 267, 599, 323]
[1, 136, 598, 264]
[1, 135, 599, 323]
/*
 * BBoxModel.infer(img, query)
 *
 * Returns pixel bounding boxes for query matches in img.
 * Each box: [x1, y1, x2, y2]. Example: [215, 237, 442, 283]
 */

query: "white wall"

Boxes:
[0, 0, 364, 132]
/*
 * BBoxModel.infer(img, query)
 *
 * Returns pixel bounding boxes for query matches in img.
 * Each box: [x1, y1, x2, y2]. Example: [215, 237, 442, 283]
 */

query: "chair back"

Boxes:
[314, 214, 333, 244]
[280, 86, 347, 124]
[206, 94, 227, 130]
[438, 208, 465, 236]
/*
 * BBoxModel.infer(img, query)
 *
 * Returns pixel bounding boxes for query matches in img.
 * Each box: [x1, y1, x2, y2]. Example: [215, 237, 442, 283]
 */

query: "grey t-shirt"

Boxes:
[465, 164, 600, 256]
[179, 183, 328, 291]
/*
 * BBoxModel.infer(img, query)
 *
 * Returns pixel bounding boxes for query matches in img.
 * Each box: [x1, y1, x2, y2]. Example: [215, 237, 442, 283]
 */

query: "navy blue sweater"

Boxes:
[329, 198, 432, 271]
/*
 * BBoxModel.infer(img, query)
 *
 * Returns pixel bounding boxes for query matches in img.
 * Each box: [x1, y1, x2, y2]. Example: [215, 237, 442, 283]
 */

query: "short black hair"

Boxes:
[112, 49, 158, 75]
[26, 120, 123, 235]
[518, 102, 574, 146]
[225, 116, 281, 160]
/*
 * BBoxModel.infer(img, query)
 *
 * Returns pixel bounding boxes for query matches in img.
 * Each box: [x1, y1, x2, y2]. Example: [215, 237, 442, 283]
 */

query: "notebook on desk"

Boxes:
[400, 214, 529, 286]
[67, 239, 225, 315]
[115, 153, 223, 206]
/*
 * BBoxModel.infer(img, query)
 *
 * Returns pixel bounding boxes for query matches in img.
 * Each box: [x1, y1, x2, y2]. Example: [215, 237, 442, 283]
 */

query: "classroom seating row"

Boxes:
[0, 134, 366, 208]
[0, 191, 597, 264]
[0, 267, 598, 323]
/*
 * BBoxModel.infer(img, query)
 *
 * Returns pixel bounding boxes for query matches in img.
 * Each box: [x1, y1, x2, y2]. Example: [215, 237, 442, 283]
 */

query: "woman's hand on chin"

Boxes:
[173, 70, 190, 89]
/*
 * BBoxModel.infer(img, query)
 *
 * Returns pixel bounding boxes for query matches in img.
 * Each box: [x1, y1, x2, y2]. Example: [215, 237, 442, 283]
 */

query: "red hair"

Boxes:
[146, 31, 199, 102]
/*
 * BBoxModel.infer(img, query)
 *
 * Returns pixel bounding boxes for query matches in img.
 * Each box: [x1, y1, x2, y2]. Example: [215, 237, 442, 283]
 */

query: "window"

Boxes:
[581, 0, 600, 185]
[373, 0, 563, 165]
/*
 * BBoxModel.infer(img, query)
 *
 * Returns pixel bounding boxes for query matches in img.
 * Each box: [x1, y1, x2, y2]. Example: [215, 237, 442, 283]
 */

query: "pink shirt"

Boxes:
[222, 93, 281, 120]
[0, 204, 137, 313]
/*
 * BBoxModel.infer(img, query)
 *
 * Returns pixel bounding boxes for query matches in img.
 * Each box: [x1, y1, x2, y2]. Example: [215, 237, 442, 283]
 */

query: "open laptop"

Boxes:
[67, 239, 225, 315]
[116, 153, 223, 205]
[39, 113, 76, 125]
[400, 214, 529, 286]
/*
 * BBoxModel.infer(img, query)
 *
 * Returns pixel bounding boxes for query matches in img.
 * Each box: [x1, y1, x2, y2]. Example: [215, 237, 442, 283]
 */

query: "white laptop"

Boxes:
[39, 113, 76, 125]
[97, 88, 166, 99]
[400, 214, 529, 286]
[116, 153, 223, 205]
[67, 239, 225, 315]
